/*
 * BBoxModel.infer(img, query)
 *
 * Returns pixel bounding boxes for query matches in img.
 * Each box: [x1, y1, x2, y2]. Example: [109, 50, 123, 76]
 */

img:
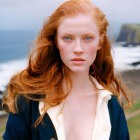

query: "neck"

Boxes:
[67, 70, 96, 96]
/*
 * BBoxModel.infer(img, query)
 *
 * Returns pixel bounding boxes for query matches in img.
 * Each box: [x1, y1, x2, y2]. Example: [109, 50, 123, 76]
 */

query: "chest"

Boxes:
[62, 95, 97, 140]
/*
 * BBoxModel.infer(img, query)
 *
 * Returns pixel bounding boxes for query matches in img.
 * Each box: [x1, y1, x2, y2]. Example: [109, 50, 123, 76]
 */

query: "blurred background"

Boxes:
[0, 0, 140, 139]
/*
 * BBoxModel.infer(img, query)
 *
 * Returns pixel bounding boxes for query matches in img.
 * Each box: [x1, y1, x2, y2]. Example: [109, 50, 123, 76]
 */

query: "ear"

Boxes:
[97, 35, 104, 50]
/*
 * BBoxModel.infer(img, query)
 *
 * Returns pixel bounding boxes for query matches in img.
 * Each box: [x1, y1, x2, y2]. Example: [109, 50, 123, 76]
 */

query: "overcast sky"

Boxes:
[0, 0, 140, 33]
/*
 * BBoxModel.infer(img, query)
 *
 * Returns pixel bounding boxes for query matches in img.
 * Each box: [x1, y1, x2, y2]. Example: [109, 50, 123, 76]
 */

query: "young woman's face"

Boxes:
[56, 14, 101, 73]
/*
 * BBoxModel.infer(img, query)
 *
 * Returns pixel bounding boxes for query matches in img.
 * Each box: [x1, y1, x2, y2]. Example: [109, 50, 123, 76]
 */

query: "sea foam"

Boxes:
[112, 45, 140, 71]
[0, 58, 27, 91]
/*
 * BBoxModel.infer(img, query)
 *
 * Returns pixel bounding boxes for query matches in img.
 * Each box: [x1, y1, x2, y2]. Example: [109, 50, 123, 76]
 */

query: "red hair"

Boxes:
[3, 0, 133, 126]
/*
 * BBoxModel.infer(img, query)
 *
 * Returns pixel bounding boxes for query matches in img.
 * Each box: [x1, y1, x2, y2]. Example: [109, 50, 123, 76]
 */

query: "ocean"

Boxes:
[0, 30, 140, 92]
[0, 30, 36, 91]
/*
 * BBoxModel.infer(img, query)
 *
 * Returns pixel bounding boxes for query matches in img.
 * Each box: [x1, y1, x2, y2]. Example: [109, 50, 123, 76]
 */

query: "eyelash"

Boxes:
[63, 36, 72, 41]
[84, 36, 93, 40]
[62, 36, 94, 41]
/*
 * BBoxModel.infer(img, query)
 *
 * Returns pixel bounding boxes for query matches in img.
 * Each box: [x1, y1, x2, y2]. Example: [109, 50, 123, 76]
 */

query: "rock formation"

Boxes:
[117, 24, 140, 46]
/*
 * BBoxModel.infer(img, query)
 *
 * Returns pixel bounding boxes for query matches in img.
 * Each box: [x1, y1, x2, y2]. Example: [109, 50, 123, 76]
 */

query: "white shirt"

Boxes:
[39, 77, 112, 140]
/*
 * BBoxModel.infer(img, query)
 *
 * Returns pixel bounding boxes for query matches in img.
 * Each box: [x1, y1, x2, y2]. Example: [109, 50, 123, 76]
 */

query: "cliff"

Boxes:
[117, 24, 140, 46]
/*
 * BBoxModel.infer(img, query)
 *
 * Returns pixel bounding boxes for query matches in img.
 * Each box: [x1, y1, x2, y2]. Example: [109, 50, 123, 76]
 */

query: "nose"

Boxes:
[73, 40, 84, 55]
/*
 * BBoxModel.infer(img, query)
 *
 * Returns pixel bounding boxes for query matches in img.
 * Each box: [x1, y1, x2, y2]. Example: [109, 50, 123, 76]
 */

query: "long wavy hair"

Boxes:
[3, 0, 133, 126]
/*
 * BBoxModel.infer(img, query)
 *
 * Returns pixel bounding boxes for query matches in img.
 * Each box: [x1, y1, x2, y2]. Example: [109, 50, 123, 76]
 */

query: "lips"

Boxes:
[71, 58, 85, 65]
[71, 58, 85, 61]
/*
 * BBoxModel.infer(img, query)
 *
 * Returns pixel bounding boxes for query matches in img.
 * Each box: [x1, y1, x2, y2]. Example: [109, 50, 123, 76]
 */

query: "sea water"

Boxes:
[0, 30, 36, 91]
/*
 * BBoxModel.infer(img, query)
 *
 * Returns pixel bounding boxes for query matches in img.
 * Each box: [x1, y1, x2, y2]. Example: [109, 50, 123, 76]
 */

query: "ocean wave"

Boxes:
[112, 45, 140, 71]
[0, 110, 7, 115]
[0, 58, 27, 91]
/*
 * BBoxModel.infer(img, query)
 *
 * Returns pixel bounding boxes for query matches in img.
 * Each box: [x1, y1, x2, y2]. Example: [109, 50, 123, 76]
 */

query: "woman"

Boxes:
[3, 0, 133, 140]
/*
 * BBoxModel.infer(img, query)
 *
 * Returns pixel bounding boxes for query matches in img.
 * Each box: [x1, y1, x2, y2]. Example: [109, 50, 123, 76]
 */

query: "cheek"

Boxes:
[86, 42, 99, 55]
[85, 43, 99, 63]
[88, 48, 98, 60]
[57, 41, 71, 59]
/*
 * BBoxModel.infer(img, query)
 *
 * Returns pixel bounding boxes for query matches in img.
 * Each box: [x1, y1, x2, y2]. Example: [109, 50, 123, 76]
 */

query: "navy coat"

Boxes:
[3, 95, 130, 140]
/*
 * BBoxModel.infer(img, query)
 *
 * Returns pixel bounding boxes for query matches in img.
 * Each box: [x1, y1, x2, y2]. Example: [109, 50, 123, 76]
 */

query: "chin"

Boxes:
[69, 67, 88, 73]
[65, 64, 90, 73]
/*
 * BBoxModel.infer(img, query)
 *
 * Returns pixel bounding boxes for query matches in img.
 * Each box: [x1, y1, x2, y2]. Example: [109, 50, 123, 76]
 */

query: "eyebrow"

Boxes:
[59, 33, 96, 36]
[59, 33, 73, 36]
[82, 33, 96, 36]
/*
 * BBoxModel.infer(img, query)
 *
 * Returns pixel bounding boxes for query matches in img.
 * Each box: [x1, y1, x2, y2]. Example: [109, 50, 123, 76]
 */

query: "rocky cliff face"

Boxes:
[117, 24, 140, 46]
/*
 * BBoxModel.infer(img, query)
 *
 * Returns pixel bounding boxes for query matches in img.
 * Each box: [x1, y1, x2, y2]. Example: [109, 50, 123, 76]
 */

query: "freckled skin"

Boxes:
[56, 14, 101, 73]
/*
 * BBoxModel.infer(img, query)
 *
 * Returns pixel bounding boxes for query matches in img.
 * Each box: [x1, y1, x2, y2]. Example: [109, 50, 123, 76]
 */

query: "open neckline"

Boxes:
[39, 77, 112, 140]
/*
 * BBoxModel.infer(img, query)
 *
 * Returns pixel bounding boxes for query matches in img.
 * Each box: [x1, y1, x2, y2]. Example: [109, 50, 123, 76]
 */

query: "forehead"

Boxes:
[57, 14, 99, 34]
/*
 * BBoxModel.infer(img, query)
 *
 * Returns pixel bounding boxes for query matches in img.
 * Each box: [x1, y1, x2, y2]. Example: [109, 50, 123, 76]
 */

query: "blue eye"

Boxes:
[85, 36, 92, 40]
[64, 36, 71, 41]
